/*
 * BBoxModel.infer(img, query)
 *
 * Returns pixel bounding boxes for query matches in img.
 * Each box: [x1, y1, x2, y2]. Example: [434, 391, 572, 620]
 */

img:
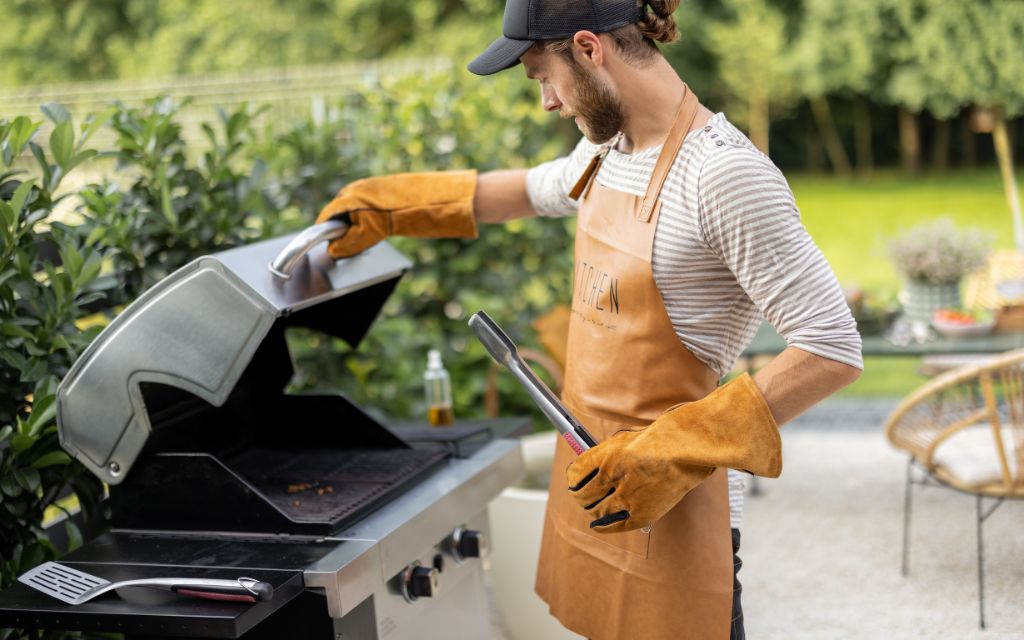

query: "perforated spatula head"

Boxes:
[19, 562, 112, 605]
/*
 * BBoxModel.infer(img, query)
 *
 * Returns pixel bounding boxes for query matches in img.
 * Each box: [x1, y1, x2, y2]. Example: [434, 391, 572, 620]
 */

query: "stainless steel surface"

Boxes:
[333, 510, 495, 640]
[469, 311, 593, 451]
[303, 439, 522, 619]
[18, 562, 268, 606]
[268, 220, 350, 280]
[57, 259, 276, 485]
[57, 230, 410, 485]
[217, 227, 410, 315]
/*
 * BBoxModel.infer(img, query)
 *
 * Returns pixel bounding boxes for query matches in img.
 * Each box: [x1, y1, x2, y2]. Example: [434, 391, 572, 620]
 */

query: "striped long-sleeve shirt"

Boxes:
[526, 112, 863, 528]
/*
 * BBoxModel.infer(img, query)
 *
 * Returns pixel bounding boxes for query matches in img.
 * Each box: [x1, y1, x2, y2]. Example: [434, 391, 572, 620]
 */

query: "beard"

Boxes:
[562, 63, 626, 145]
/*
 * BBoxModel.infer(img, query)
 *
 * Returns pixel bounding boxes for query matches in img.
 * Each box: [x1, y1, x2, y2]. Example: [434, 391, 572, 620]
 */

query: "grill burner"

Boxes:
[229, 447, 448, 524]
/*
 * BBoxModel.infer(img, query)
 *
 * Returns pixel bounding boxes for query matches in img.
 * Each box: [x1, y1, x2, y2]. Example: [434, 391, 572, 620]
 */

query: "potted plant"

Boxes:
[888, 219, 992, 325]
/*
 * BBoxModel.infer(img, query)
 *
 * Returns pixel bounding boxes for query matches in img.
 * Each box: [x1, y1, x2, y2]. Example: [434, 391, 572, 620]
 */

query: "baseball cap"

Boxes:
[468, 0, 644, 76]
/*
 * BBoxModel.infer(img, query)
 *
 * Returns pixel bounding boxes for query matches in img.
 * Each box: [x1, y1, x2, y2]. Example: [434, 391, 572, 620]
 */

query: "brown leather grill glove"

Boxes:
[565, 373, 782, 533]
[315, 170, 478, 259]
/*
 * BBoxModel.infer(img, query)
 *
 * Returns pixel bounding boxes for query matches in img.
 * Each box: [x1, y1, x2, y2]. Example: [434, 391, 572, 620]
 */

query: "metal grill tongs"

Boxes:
[469, 311, 597, 455]
[19, 562, 274, 605]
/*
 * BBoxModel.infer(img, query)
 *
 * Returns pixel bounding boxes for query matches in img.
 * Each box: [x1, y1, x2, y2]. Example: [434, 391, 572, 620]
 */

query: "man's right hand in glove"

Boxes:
[565, 373, 783, 533]
[315, 170, 478, 259]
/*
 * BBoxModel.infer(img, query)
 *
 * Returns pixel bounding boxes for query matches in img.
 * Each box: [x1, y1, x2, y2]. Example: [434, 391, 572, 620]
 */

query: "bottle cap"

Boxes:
[428, 349, 443, 369]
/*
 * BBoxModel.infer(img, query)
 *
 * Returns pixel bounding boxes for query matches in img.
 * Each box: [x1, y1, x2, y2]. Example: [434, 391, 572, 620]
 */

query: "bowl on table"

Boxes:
[931, 309, 996, 338]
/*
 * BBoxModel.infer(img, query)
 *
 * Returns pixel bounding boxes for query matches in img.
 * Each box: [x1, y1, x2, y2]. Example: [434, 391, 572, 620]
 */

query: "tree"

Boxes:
[0, 0, 500, 85]
[703, 0, 796, 155]
[888, 0, 1024, 248]
[789, 0, 893, 176]
[0, 0, 143, 85]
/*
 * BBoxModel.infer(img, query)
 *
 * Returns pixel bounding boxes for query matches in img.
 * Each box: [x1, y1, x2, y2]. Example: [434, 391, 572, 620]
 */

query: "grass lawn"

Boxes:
[791, 168, 1018, 294]
[787, 168, 1021, 397]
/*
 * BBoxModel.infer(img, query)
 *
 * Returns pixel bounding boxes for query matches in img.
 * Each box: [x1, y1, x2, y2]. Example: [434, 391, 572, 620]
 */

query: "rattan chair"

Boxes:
[884, 348, 1024, 629]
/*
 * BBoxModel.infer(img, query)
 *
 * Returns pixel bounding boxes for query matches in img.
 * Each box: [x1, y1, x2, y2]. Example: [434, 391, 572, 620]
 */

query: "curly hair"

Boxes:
[541, 0, 681, 68]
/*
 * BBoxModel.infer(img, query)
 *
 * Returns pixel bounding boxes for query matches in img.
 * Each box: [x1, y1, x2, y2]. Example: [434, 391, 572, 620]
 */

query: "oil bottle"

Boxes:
[424, 349, 455, 426]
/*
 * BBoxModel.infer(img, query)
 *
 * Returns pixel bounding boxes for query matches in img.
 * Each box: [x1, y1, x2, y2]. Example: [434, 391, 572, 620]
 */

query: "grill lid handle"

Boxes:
[268, 219, 350, 280]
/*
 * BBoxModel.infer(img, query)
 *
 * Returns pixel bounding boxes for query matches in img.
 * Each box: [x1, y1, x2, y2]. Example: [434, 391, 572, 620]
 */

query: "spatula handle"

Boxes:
[172, 588, 259, 603]
[170, 578, 273, 602]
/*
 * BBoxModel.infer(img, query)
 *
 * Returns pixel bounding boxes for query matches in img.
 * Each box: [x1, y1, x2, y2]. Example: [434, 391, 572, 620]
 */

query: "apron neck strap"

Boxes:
[637, 85, 700, 223]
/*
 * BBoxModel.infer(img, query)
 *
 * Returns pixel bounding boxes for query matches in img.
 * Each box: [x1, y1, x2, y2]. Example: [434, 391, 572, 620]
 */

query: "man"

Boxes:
[316, 1, 863, 638]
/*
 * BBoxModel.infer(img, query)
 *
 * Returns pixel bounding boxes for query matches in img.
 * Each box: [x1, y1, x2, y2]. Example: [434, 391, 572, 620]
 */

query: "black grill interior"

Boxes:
[229, 447, 449, 524]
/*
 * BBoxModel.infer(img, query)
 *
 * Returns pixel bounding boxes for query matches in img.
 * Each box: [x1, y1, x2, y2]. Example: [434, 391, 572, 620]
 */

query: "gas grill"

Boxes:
[0, 222, 524, 639]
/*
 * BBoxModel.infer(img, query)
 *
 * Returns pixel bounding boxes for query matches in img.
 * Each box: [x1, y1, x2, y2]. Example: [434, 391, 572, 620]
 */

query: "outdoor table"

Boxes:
[739, 321, 1024, 496]
[741, 321, 1024, 359]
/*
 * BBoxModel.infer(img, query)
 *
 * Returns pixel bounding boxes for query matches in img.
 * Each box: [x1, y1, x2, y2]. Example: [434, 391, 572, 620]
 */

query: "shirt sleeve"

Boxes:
[698, 145, 864, 370]
[525, 136, 600, 218]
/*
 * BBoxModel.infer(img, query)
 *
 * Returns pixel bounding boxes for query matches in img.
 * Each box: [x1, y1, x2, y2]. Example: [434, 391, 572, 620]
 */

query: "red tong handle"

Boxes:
[562, 432, 584, 455]
[173, 588, 257, 603]
[171, 579, 273, 603]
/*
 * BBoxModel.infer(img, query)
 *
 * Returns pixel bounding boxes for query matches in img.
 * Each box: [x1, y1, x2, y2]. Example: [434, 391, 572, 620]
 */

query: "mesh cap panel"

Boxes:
[469, 0, 645, 75]
[530, 0, 642, 40]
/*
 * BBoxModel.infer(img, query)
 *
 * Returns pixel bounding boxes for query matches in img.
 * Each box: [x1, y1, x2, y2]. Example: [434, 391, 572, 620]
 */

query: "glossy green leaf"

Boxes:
[50, 120, 74, 169]
[11, 434, 36, 453]
[14, 468, 41, 493]
[31, 451, 71, 469]
[40, 102, 71, 125]
[65, 520, 83, 552]
[26, 394, 56, 437]
[7, 117, 40, 158]
[78, 107, 116, 149]
[9, 178, 34, 215]
[0, 476, 20, 498]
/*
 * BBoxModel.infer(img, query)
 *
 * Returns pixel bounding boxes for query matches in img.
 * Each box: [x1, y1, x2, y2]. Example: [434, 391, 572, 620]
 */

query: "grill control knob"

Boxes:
[450, 527, 488, 563]
[401, 563, 439, 602]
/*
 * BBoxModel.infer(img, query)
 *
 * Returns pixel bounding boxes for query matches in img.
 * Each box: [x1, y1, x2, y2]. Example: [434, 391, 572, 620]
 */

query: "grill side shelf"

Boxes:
[0, 563, 306, 639]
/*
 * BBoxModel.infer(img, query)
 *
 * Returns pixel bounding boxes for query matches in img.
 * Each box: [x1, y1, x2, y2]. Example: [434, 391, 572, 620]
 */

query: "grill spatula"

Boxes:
[19, 561, 274, 605]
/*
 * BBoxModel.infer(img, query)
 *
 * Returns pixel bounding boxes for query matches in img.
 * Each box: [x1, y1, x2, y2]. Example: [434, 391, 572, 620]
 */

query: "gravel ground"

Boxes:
[487, 398, 1024, 639]
[742, 399, 1024, 639]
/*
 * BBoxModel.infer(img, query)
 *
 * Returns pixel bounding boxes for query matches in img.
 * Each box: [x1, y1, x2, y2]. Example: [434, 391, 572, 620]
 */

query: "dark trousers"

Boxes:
[731, 528, 745, 640]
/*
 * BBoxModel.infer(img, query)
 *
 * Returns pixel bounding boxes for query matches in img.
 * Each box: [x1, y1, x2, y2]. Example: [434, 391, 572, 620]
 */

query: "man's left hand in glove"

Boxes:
[566, 373, 782, 533]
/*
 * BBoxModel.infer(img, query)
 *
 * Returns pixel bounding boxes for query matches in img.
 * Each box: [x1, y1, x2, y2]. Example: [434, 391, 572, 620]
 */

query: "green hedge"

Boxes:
[1, 64, 575, 637]
[279, 68, 578, 418]
[1, 108, 114, 640]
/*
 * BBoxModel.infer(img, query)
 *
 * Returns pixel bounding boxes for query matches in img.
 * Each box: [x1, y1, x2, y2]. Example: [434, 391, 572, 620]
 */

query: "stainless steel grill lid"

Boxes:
[57, 223, 411, 485]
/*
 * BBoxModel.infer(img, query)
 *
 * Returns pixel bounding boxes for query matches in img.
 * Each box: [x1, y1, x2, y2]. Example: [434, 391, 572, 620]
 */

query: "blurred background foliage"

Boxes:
[273, 68, 580, 419]
[1, 0, 1022, 197]
[3, 0, 1023, 174]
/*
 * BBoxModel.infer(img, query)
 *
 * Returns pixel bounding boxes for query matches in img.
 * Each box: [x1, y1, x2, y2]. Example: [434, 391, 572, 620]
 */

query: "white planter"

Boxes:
[900, 279, 961, 324]
[489, 432, 584, 640]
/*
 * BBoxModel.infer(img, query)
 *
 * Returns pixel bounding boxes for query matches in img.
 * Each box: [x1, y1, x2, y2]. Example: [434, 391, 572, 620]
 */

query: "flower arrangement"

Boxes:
[888, 219, 993, 285]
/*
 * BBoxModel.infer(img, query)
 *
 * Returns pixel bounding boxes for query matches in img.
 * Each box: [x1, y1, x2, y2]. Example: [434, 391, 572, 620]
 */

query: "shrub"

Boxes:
[273, 66, 578, 422]
[78, 97, 299, 304]
[0, 107, 109, 636]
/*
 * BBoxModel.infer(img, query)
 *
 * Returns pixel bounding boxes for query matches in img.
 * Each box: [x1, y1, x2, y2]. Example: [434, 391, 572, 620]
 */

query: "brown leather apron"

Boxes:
[534, 87, 733, 640]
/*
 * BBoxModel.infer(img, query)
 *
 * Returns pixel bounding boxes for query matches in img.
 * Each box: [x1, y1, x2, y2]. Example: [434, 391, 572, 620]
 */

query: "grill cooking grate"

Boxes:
[228, 448, 448, 525]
